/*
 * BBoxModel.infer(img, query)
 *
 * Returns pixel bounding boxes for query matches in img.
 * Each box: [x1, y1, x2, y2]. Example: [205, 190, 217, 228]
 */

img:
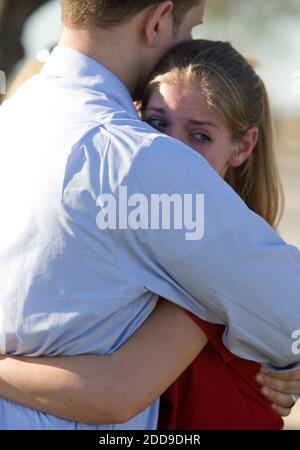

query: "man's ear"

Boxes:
[228, 127, 259, 168]
[144, 1, 174, 48]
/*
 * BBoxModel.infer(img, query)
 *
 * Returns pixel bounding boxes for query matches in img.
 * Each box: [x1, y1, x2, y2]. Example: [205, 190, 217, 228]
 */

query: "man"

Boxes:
[0, 0, 299, 429]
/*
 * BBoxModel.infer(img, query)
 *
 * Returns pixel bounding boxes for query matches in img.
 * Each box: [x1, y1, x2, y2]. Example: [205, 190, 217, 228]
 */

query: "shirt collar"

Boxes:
[41, 45, 138, 117]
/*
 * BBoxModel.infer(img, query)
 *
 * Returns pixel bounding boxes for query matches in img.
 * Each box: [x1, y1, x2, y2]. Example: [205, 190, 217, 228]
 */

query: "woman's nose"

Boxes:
[169, 127, 187, 144]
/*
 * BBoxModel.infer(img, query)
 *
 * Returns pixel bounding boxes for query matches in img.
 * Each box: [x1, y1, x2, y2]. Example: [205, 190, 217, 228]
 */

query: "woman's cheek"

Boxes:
[194, 147, 210, 162]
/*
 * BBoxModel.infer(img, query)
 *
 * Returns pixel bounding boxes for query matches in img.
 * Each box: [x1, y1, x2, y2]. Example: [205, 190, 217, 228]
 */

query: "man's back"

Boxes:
[0, 46, 162, 429]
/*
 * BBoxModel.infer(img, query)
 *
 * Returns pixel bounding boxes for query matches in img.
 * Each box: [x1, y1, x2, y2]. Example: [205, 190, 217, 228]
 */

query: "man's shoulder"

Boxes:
[103, 118, 200, 167]
[98, 118, 220, 198]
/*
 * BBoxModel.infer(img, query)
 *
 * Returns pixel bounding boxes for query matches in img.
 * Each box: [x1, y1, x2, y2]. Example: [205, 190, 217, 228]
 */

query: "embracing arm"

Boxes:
[126, 136, 300, 369]
[0, 300, 207, 425]
[0, 299, 297, 424]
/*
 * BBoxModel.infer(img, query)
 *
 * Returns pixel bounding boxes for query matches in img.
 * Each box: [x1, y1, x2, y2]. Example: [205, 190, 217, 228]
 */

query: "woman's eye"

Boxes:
[145, 117, 167, 131]
[193, 133, 212, 143]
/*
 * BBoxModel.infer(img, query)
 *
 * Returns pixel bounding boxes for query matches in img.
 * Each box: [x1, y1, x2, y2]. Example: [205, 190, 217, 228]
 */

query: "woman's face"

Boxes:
[143, 82, 246, 178]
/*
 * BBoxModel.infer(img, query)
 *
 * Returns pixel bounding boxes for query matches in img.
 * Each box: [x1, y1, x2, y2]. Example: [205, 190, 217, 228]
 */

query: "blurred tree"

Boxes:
[0, 0, 49, 78]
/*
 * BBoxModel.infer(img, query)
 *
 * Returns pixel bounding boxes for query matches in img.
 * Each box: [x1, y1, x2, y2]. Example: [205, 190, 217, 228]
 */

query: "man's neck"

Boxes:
[59, 27, 139, 96]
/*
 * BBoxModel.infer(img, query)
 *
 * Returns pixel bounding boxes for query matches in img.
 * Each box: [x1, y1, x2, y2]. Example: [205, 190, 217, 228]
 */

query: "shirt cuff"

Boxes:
[263, 362, 300, 373]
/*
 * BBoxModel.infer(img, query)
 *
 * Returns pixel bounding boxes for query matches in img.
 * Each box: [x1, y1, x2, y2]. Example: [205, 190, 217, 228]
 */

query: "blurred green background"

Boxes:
[0, 0, 299, 429]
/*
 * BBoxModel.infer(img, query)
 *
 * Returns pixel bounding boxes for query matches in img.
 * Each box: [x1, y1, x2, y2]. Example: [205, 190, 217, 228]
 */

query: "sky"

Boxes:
[22, 0, 300, 118]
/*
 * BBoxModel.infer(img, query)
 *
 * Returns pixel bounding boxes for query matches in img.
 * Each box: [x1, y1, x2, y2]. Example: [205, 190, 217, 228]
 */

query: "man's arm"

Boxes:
[0, 300, 207, 425]
[123, 135, 300, 369]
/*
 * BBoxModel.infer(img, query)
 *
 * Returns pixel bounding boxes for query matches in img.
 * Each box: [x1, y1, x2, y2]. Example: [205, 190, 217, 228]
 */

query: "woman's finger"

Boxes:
[260, 386, 297, 409]
[259, 367, 300, 381]
[270, 403, 292, 418]
[256, 374, 300, 395]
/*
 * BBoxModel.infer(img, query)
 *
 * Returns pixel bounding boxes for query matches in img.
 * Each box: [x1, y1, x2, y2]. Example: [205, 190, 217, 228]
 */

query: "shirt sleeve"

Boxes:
[122, 134, 300, 371]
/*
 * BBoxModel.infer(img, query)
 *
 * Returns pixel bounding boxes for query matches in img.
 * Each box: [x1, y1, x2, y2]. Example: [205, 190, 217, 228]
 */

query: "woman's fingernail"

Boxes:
[261, 387, 269, 396]
[256, 375, 263, 383]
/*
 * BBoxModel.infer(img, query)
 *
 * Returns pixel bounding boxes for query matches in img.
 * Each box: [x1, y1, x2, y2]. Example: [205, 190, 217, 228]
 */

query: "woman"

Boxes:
[0, 40, 298, 429]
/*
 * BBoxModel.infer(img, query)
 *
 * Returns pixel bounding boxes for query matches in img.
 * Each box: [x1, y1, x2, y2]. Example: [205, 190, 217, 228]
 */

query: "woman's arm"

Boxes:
[0, 299, 208, 425]
[0, 299, 296, 425]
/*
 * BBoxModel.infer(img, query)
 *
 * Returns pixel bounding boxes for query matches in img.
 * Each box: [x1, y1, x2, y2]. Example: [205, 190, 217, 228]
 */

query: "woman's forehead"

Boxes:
[146, 83, 223, 125]
[149, 83, 206, 107]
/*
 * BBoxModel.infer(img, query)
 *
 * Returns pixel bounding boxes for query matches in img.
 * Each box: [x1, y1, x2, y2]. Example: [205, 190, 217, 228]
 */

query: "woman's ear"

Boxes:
[144, 1, 174, 48]
[228, 127, 259, 168]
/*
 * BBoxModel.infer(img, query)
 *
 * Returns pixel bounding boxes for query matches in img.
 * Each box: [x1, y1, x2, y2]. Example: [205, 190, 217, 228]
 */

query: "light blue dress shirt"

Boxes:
[0, 46, 299, 430]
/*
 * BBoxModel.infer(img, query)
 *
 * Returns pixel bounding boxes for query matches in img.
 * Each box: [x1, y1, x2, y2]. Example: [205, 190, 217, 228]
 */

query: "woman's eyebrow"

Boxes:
[144, 107, 165, 114]
[188, 119, 219, 129]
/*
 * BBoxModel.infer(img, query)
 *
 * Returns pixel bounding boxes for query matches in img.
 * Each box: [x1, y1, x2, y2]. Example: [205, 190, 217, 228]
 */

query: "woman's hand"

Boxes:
[256, 366, 300, 417]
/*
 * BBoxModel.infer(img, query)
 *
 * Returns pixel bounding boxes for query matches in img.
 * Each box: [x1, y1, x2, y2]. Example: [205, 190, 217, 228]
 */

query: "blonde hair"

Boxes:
[141, 40, 284, 228]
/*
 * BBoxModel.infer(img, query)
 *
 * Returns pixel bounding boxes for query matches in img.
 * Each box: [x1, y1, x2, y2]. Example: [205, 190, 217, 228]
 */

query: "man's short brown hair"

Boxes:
[61, 0, 200, 29]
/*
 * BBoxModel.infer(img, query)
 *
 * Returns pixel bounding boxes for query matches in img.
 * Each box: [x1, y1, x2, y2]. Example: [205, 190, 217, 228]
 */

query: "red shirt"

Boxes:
[158, 312, 284, 430]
